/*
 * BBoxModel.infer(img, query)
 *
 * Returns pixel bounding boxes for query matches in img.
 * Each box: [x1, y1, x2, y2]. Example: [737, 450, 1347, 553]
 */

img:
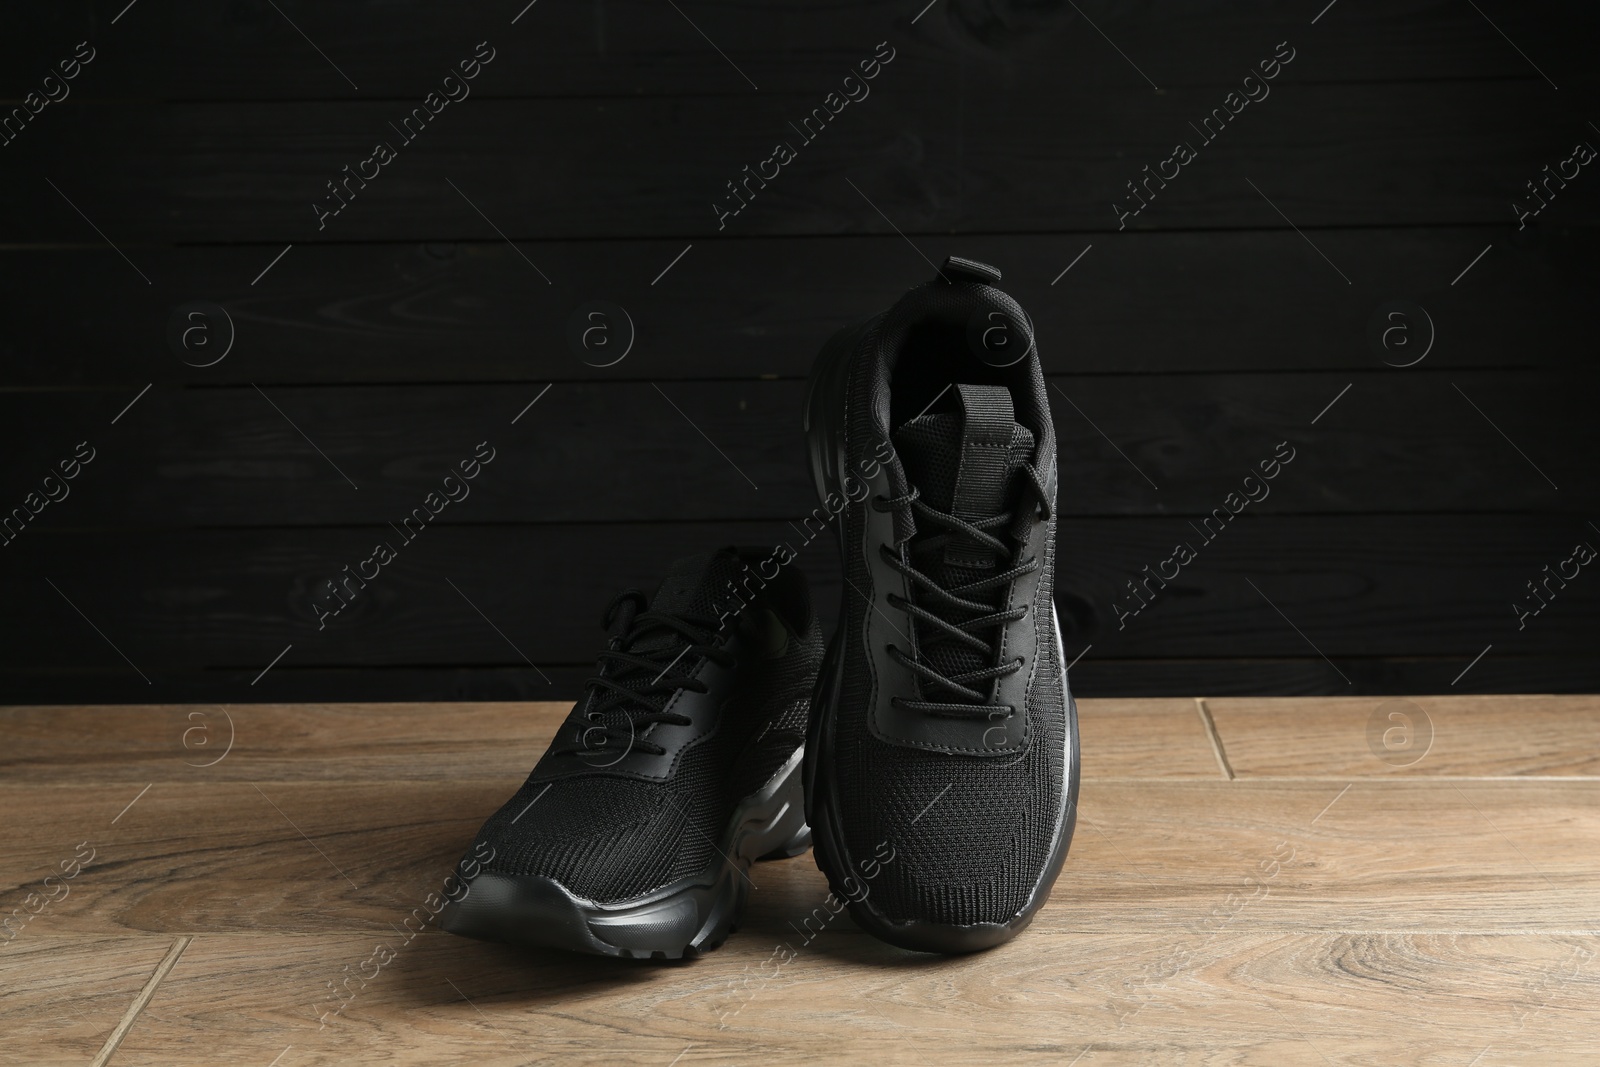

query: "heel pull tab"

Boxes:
[947, 383, 1015, 570]
[940, 255, 1003, 285]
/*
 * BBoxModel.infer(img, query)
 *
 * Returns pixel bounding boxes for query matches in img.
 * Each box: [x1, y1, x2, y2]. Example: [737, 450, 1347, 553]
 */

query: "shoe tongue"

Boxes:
[583, 548, 745, 734]
[627, 547, 746, 652]
[893, 384, 1035, 571]
[650, 548, 743, 616]
[890, 384, 1035, 706]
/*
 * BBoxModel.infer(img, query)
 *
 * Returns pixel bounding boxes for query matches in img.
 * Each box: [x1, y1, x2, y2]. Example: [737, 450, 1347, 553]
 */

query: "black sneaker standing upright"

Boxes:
[442, 547, 823, 959]
[801, 255, 1079, 953]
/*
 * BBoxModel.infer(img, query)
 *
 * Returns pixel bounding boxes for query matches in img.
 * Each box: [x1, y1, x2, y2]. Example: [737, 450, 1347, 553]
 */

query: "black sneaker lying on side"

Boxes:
[802, 255, 1080, 954]
[442, 548, 823, 959]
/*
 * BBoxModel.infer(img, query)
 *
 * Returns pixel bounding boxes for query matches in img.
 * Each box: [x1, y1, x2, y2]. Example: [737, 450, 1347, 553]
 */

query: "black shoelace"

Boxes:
[551, 589, 733, 758]
[872, 462, 1051, 721]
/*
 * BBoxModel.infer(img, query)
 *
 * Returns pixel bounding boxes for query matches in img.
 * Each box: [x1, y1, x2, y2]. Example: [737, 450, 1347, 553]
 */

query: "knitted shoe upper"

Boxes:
[466, 547, 822, 903]
[830, 267, 1069, 929]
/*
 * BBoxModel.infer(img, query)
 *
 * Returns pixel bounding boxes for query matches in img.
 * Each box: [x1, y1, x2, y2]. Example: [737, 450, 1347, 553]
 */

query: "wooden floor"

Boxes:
[2, 697, 1596, 1066]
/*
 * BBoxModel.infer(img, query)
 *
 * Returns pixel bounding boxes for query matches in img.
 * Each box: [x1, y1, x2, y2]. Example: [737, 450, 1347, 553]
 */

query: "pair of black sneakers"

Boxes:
[442, 257, 1080, 958]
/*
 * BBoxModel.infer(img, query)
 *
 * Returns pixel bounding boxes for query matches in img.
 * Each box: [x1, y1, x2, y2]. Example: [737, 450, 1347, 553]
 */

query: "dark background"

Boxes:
[2, 0, 1596, 704]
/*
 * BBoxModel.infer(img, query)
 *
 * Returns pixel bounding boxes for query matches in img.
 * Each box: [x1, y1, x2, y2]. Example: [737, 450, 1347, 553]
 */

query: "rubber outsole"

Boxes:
[440, 747, 810, 960]
[801, 324, 1081, 954]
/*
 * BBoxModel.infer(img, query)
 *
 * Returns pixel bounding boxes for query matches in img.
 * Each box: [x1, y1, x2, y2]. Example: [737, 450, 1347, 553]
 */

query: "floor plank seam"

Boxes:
[91, 934, 192, 1067]
[1194, 697, 1235, 780]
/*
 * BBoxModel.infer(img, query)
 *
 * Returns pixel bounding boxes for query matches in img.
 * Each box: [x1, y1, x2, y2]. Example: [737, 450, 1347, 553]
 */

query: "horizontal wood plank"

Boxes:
[2, 518, 1594, 684]
[0, 698, 1222, 784]
[3, 82, 1593, 242]
[6, 0, 1585, 99]
[83, 930, 1599, 1065]
[3, 371, 1593, 527]
[5, 228, 1592, 387]
[2, 779, 1594, 937]
[0, 935, 180, 1066]
[0, 700, 1222, 783]
[1207, 694, 1600, 777]
[0, 694, 1587, 793]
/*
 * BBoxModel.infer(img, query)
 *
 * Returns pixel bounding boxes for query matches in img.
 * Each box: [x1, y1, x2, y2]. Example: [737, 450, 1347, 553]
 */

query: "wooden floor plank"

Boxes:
[2, 779, 1593, 937]
[1080, 699, 1224, 780]
[0, 698, 1220, 784]
[1207, 695, 1600, 778]
[0, 935, 180, 1067]
[6, 697, 1599, 1064]
[96, 930, 1599, 1066]
[0, 702, 569, 786]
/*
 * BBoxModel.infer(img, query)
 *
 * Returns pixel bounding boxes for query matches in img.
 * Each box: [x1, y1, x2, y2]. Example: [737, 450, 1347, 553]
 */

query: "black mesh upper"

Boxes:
[467, 548, 823, 902]
[831, 273, 1068, 928]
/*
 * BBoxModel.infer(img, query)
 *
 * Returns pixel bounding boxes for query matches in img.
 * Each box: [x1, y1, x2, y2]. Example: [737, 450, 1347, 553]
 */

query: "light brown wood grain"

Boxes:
[2, 779, 1594, 937]
[0, 698, 1222, 783]
[1206, 695, 1600, 778]
[0, 702, 570, 784]
[94, 930, 1599, 1066]
[0, 935, 179, 1066]
[4, 699, 1598, 1066]
[1079, 698, 1226, 779]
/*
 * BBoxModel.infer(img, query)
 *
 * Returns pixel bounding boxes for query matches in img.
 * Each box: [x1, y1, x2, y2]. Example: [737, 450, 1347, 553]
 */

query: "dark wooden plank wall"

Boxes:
[1, 0, 1595, 703]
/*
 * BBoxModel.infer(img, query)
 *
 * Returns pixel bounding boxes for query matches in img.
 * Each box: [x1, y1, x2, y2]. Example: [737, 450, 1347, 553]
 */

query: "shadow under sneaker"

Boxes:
[801, 255, 1080, 953]
[442, 547, 823, 959]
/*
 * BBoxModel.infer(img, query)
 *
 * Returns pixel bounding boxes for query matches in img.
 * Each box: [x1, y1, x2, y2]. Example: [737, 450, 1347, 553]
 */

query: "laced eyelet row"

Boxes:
[866, 466, 1049, 721]
[554, 608, 736, 759]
